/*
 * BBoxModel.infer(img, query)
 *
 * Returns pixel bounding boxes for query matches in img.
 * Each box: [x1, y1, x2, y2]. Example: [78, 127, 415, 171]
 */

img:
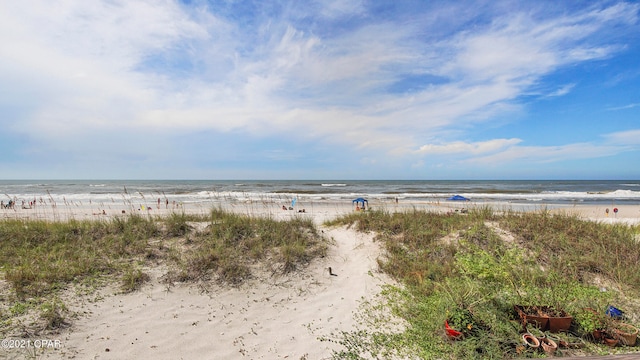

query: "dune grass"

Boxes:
[0, 214, 158, 298]
[325, 208, 640, 359]
[168, 208, 328, 285]
[0, 209, 328, 336]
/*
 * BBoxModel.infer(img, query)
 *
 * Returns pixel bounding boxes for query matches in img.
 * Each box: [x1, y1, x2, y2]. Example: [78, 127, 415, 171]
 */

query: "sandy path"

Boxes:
[40, 226, 392, 359]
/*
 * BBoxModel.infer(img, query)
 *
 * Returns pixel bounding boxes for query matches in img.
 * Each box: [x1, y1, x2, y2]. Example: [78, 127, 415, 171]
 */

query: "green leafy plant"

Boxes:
[447, 307, 475, 334]
[574, 309, 606, 335]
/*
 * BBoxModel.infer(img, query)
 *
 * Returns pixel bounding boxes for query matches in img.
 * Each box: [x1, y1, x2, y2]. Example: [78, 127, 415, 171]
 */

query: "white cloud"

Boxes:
[441, 6, 629, 87]
[607, 103, 640, 111]
[416, 130, 638, 167]
[546, 84, 576, 97]
[317, 0, 365, 18]
[0, 0, 210, 136]
[464, 143, 623, 165]
[417, 139, 522, 155]
[603, 129, 640, 145]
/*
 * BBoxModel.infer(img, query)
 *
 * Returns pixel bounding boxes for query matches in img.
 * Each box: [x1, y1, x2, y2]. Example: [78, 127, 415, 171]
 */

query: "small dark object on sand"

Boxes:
[329, 267, 338, 276]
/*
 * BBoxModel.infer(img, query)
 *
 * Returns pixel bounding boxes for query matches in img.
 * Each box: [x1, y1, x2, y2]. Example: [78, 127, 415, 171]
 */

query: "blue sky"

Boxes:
[1, 0, 639, 180]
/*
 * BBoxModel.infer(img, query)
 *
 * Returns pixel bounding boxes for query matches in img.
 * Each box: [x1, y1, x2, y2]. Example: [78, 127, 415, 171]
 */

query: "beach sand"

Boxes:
[2, 196, 639, 225]
[1, 199, 638, 359]
[35, 225, 393, 360]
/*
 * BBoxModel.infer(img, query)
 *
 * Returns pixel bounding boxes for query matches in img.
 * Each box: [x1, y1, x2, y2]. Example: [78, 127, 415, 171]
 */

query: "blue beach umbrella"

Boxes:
[352, 197, 368, 207]
[447, 195, 470, 201]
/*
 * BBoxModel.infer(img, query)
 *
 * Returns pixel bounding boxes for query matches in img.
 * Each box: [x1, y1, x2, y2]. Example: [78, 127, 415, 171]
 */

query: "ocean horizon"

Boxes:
[1, 179, 639, 206]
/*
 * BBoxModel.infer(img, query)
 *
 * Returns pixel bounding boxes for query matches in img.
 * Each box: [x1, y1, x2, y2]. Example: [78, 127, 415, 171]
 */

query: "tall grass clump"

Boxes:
[499, 211, 640, 288]
[0, 216, 159, 298]
[162, 211, 205, 237]
[326, 209, 640, 359]
[120, 268, 151, 293]
[178, 208, 328, 284]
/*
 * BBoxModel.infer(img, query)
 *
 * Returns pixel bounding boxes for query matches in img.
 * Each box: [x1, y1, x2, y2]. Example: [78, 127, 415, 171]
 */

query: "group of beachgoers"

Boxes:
[1, 195, 186, 217]
[92, 199, 184, 214]
[1, 199, 14, 209]
[281, 205, 306, 213]
[1, 199, 40, 209]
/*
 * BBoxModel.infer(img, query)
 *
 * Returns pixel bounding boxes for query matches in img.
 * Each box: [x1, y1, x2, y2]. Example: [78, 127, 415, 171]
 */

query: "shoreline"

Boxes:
[2, 198, 639, 226]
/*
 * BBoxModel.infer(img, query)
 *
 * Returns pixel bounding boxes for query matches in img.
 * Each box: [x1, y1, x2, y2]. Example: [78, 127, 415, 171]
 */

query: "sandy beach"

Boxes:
[3, 196, 640, 225]
[1, 199, 639, 359]
[36, 225, 392, 359]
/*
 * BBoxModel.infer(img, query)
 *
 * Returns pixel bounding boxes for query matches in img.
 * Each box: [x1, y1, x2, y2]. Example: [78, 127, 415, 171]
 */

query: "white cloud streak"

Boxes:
[603, 129, 640, 146]
[466, 143, 623, 165]
[607, 103, 640, 111]
[417, 139, 522, 155]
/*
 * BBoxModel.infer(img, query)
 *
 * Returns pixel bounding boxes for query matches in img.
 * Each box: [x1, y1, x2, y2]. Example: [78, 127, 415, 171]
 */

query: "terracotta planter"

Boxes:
[592, 329, 604, 340]
[514, 305, 549, 331]
[522, 333, 540, 348]
[514, 305, 572, 333]
[614, 323, 639, 346]
[548, 314, 573, 333]
[546, 333, 566, 348]
[603, 337, 619, 347]
[540, 337, 558, 355]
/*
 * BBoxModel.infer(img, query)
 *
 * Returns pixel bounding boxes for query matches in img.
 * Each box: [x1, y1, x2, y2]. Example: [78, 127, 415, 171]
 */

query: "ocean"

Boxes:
[1, 180, 639, 207]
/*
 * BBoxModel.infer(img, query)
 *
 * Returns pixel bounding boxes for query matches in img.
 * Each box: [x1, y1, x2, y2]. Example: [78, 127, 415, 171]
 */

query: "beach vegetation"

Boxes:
[170, 208, 328, 284]
[0, 209, 329, 336]
[39, 298, 68, 330]
[120, 268, 151, 293]
[325, 208, 640, 359]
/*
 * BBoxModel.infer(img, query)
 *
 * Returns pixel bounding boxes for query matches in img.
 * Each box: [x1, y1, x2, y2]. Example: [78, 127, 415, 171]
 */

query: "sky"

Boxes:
[1, 0, 639, 180]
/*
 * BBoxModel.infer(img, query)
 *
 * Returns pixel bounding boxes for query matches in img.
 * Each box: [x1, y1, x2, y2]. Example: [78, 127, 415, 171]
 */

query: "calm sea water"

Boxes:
[1, 180, 639, 206]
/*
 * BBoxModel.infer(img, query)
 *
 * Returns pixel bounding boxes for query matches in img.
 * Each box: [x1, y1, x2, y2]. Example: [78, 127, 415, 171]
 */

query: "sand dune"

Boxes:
[40, 225, 394, 359]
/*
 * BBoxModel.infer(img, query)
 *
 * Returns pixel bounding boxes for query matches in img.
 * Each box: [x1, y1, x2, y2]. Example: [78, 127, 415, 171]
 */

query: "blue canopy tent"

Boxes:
[448, 195, 470, 201]
[352, 197, 368, 209]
